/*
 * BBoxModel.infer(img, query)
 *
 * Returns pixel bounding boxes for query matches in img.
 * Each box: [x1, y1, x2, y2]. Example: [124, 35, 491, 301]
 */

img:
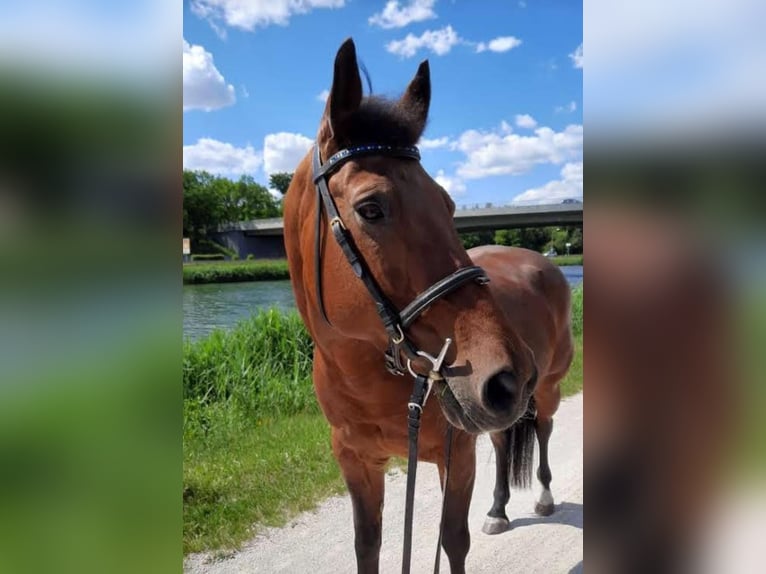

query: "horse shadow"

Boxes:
[507, 501, 583, 531]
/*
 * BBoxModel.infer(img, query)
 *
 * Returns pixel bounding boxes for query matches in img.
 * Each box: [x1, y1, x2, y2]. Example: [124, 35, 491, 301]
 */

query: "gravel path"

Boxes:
[185, 393, 583, 574]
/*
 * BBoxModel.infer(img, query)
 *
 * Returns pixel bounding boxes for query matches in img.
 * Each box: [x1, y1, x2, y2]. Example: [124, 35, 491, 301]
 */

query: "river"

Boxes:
[183, 265, 583, 341]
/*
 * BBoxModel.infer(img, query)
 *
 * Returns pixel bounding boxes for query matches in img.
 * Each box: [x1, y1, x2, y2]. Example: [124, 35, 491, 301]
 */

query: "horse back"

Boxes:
[468, 245, 574, 381]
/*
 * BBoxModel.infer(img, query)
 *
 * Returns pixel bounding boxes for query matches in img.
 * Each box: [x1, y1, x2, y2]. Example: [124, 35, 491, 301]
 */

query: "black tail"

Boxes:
[508, 397, 536, 489]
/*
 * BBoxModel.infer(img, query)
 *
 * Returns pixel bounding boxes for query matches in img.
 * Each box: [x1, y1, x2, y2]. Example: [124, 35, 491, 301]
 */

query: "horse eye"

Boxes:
[356, 201, 384, 222]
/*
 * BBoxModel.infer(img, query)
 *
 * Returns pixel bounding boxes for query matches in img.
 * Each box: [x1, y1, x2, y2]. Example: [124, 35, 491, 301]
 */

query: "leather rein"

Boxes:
[312, 143, 489, 573]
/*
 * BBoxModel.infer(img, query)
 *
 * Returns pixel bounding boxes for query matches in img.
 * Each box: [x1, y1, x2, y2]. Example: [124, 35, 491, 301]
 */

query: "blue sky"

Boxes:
[183, 0, 582, 207]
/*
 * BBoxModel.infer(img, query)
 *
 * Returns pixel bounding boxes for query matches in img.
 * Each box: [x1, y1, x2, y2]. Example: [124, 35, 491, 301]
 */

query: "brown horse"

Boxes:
[284, 38, 574, 573]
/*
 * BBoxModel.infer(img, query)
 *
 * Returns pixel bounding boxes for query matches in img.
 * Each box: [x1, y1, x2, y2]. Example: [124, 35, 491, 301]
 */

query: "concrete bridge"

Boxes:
[213, 202, 583, 259]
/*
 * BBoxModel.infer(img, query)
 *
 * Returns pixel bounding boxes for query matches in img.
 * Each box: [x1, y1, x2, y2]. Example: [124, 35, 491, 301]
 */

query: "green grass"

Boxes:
[183, 259, 290, 284]
[570, 284, 583, 338]
[183, 288, 583, 555]
[183, 308, 325, 553]
[183, 410, 344, 554]
[549, 254, 583, 266]
[560, 335, 583, 397]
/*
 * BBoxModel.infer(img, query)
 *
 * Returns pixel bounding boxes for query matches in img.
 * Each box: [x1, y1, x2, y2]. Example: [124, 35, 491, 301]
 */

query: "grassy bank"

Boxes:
[548, 254, 583, 266]
[184, 288, 583, 554]
[183, 260, 289, 284]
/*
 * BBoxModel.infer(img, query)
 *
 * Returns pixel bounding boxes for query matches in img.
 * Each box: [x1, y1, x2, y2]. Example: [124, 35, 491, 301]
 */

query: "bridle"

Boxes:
[312, 142, 489, 377]
[312, 142, 490, 573]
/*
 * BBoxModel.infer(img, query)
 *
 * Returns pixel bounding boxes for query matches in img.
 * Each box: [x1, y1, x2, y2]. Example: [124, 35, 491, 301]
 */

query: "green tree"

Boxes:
[183, 170, 282, 251]
[460, 231, 494, 249]
[269, 172, 293, 195]
[567, 227, 583, 254]
[518, 227, 550, 252]
[230, 175, 281, 220]
[494, 229, 522, 246]
[183, 170, 223, 247]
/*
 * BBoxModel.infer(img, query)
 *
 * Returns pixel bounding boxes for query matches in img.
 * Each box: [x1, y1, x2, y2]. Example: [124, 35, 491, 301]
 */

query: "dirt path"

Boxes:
[185, 393, 583, 574]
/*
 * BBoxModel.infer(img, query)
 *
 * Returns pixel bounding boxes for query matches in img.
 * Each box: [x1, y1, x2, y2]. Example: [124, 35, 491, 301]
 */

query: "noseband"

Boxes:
[312, 143, 490, 376]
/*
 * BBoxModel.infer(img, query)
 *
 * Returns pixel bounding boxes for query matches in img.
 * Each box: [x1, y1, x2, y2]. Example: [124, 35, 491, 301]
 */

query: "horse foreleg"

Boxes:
[438, 433, 475, 574]
[332, 431, 385, 574]
[482, 430, 511, 535]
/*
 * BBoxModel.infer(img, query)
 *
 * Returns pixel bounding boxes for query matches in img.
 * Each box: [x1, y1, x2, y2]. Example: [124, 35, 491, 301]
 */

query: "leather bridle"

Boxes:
[312, 143, 490, 377]
[312, 142, 490, 573]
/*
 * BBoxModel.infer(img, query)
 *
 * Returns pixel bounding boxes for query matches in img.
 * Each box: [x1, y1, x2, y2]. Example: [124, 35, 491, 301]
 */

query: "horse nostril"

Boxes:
[484, 370, 518, 414]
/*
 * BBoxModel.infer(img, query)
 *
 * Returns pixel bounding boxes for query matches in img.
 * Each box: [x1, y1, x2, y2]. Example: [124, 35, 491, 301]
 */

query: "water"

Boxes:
[183, 266, 583, 341]
[183, 280, 297, 341]
[562, 265, 583, 286]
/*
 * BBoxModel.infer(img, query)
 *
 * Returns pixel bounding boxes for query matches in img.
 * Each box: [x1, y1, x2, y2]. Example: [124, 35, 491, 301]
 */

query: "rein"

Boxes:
[312, 142, 489, 573]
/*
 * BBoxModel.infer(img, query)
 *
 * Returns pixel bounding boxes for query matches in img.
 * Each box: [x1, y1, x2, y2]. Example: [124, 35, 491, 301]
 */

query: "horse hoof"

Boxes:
[534, 488, 555, 516]
[482, 516, 510, 535]
[534, 502, 555, 516]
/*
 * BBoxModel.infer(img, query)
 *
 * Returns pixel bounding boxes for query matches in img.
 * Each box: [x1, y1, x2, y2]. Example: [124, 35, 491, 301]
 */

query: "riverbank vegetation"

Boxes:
[548, 254, 583, 266]
[183, 260, 290, 284]
[183, 287, 583, 554]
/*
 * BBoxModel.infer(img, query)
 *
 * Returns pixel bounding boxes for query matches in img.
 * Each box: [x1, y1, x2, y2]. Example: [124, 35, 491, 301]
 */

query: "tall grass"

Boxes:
[183, 309, 331, 554]
[571, 285, 583, 336]
[183, 309, 314, 417]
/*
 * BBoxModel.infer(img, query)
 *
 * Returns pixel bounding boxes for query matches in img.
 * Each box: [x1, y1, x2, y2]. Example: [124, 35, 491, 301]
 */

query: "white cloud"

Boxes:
[369, 0, 437, 29]
[386, 25, 460, 58]
[316, 89, 330, 103]
[263, 132, 313, 175]
[555, 100, 577, 113]
[183, 39, 236, 112]
[513, 162, 583, 204]
[434, 170, 466, 196]
[570, 43, 583, 69]
[183, 138, 262, 176]
[191, 0, 346, 32]
[454, 124, 583, 179]
[419, 136, 451, 149]
[515, 114, 538, 129]
[475, 36, 522, 53]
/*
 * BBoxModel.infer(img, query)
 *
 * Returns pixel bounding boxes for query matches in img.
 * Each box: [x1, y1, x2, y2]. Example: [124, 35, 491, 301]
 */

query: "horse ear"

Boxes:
[399, 60, 431, 138]
[322, 38, 362, 142]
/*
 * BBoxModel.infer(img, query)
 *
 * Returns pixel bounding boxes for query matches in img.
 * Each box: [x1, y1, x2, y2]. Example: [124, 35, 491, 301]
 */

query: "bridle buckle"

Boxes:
[329, 216, 346, 231]
[406, 337, 452, 408]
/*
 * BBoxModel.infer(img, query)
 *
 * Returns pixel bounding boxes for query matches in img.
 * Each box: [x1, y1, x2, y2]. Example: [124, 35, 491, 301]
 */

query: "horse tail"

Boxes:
[508, 397, 536, 489]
